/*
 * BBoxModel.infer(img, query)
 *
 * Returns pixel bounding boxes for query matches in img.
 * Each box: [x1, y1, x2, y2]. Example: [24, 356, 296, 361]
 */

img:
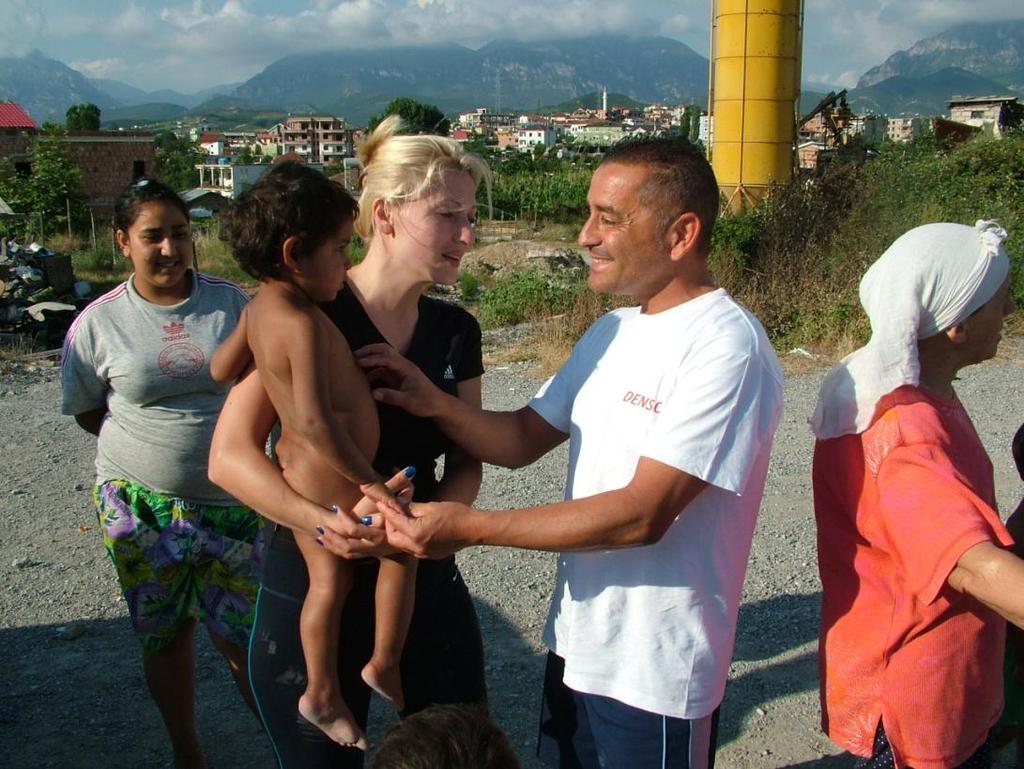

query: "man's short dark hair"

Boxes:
[602, 135, 720, 252]
[370, 704, 520, 769]
[220, 160, 358, 280]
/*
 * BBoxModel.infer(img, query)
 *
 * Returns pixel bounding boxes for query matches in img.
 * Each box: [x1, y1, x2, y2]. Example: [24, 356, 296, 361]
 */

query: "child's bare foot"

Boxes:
[361, 659, 405, 711]
[298, 691, 368, 749]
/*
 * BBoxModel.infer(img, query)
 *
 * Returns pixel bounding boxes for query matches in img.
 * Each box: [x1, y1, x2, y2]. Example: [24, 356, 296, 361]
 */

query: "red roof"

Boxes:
[0, 102, 36, 129]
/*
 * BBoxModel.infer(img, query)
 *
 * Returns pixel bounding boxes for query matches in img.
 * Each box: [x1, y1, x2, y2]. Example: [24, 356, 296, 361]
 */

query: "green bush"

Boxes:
[490, 161, 594, 223]
[713, 133, 1024, 350]
[457, 271, 483, 302]
[72, 245, 120, 275]
[478, 268, 583, 328]
[710, 211, 760, 273]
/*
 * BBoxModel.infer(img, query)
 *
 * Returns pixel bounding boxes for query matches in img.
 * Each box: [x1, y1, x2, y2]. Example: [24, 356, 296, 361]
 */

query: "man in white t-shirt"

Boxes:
[348, 136, 784, 769]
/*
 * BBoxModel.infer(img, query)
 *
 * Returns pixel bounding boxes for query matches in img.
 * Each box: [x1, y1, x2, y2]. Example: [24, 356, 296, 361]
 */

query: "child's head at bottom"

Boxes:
[221, 160, 358, 293]
[370, 704, 520, 769]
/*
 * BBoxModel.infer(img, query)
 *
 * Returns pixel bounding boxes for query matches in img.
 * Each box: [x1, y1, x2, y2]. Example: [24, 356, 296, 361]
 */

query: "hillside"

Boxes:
[233, 35, 709, 123]
[100, 103, 190, 128]
[0, 50, 120, 122]
[858, 19, 1024, 92]
[849, 67, 1021, 115]
[541, 92, 647, 113]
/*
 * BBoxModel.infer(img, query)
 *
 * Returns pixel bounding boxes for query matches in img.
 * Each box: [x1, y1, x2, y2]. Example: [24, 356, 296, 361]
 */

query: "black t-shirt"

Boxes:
[321, 284, 484, 503]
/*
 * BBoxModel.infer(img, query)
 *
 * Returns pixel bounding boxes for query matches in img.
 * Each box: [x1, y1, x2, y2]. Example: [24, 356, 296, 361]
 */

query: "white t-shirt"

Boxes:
[61, 271, 248, 504]
[530, 288, 783, 719]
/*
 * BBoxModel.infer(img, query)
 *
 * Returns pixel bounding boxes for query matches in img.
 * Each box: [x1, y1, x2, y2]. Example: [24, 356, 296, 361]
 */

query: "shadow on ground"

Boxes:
[2, 595, 547, 769]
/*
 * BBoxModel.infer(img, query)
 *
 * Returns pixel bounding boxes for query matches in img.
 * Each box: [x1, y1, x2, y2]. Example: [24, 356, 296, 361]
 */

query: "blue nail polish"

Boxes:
[315, 537, 324, 546]
[360, 516, 373, 525]
[404, 466, 416, 478]
[315, 525, 325, 535]
[330, 504, 340, 513]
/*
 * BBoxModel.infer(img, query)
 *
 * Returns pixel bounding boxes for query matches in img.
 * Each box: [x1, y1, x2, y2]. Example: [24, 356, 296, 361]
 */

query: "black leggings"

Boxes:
[855, 723, 992, 769]
[249, 526, 488, 769]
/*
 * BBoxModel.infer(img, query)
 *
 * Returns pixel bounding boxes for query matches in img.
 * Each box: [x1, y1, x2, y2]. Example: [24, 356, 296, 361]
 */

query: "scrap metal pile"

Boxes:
[0, 239, 90, 349]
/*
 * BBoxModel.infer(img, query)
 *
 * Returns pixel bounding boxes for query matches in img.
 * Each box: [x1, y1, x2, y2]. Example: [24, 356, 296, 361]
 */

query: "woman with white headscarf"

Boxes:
[811, 220, 1020, 769]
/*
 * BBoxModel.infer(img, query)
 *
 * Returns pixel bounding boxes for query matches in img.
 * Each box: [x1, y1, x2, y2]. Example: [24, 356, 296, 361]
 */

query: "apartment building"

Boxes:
[517, 125, 557, 151]
[885, 116, 924, 143]
[277, 115, 354, 164]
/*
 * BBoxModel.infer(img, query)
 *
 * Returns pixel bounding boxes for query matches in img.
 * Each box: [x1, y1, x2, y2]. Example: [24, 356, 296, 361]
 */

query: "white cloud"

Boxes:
[0, 0, 46, 56]
[661, 13, 695, 37]
[69, 57, 128, 78]
[412, 0, 458, 10]
[93, 0, 674, 89]
[804, 70, 860, 90]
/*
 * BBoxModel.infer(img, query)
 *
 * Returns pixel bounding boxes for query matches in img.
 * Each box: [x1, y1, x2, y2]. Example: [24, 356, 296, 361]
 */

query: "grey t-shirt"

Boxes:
[61, 271, 248, 504]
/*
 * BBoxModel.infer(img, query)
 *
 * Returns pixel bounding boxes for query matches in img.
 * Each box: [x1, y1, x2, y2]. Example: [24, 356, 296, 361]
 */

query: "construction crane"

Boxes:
[798, 89, 852, 147]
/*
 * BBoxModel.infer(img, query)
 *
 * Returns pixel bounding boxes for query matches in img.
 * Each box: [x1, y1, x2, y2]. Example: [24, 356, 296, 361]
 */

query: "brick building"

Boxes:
[948, 96, 1023, 138]
[0, 127, 155, 219]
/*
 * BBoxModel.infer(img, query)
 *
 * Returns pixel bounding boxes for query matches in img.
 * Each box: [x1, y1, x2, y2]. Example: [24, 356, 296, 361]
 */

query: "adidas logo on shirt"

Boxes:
[443, 365, 455, 380]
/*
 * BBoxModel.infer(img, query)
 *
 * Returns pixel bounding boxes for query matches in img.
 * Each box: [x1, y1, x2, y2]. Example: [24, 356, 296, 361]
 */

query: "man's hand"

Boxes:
[354, 343, 446, 417]
[380, 500, 474, 559]
[358, 480, 408, 517]
[316, 467, 414, 559]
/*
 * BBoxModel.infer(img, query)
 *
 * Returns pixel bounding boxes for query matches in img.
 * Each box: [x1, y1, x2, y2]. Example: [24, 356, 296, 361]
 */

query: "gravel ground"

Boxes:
[1, 336, 1021, 769]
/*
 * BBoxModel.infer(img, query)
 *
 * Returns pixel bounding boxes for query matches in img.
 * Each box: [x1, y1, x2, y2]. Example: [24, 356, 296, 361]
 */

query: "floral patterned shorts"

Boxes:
[94, 479, 264, 654]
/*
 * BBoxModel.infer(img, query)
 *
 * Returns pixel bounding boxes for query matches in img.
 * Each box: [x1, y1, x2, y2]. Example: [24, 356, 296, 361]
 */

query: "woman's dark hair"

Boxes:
[220, 160, 359, 280]
[113, 177, 190, 232]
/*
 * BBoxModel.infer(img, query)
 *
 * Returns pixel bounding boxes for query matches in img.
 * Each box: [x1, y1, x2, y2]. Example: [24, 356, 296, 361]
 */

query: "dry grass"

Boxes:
[482, 289, 630, 377]
[45, 233, 88, 254]
[0, 334, 38, 360]
[533, 221, 581, 243]
[193, 229, 255, 287]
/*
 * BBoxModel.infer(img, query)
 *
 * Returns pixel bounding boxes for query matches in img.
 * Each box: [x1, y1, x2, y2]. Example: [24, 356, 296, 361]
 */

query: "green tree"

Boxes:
[683, 105, 702, 145]
[0, 129, 87, 237]
[368, 98, 450, 135]
[66, 103, 101, 130]
[154, 130, 205, 190]
[235, 145, 255, 165]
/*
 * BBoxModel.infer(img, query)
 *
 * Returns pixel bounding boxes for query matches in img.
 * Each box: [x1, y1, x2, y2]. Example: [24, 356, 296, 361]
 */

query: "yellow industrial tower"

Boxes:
[709, 0, 804, 210]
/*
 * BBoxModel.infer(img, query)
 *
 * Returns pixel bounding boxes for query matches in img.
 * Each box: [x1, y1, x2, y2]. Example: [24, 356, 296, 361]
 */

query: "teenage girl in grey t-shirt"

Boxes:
[60, 178, 261, 769]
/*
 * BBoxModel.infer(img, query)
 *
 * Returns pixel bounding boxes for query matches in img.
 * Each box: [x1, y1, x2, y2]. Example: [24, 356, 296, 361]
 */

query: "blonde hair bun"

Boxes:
[354, 115, 492, 240]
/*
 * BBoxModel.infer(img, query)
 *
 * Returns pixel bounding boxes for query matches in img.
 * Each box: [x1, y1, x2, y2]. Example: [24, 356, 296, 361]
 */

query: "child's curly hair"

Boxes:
[220, 160, 358, 280]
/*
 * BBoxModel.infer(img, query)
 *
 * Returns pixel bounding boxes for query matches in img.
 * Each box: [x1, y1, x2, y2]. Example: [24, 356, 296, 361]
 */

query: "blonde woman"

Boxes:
[209, 116, 491, 768]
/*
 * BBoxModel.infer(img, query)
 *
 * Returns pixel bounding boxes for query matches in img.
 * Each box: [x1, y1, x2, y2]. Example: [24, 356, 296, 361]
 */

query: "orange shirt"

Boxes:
[813, 385, 1012, 769]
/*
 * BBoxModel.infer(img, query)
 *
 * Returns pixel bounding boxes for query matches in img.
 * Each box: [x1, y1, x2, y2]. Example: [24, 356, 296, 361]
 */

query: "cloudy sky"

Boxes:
[3, 0, 1022, 94]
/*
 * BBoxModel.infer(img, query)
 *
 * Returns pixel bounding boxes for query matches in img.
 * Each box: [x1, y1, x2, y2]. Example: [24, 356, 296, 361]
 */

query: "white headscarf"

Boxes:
[810, 220, 1010, 439]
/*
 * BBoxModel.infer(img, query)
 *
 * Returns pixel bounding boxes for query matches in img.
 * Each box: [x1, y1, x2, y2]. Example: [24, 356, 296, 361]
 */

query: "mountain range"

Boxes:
[1, 22, 1022, 129]
[846, 20, 1024, 115]
[231, 36, 710, 124]
[858, 20, 1024, 92]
